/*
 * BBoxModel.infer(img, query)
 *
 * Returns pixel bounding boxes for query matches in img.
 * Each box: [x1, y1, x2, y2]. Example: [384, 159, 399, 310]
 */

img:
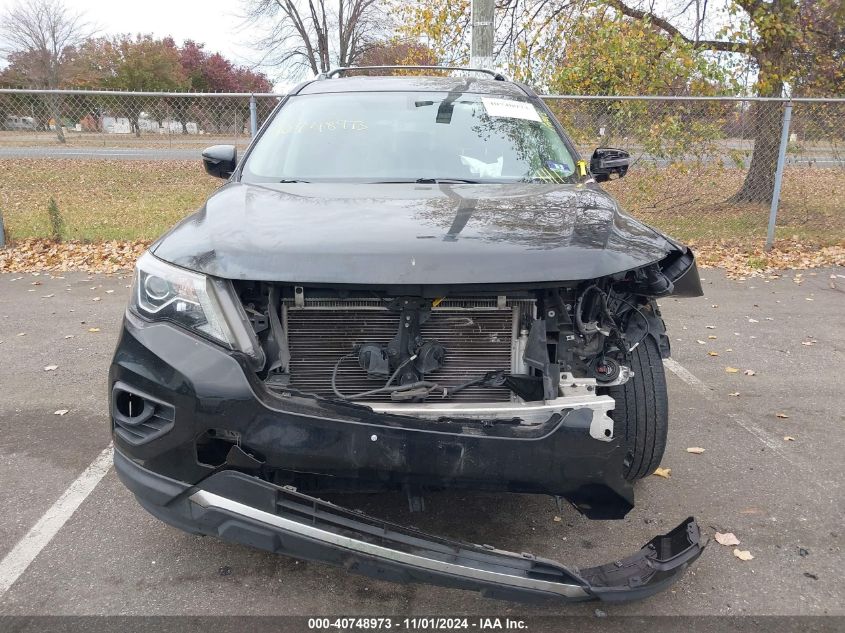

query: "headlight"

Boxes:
[130, 252, 265, 368]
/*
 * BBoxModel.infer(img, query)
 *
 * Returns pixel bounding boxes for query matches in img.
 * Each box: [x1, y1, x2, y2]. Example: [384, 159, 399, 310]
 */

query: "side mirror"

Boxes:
[202, 145, 237, 179]
[590, 148, 630, 182]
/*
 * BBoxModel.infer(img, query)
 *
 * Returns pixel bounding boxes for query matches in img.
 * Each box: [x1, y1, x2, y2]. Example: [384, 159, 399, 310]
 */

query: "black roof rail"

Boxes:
[324, 66, 508, 81]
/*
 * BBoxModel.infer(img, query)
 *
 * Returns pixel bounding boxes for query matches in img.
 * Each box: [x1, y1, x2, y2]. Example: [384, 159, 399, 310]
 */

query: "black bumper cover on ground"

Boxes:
[115, 449, 705, 604]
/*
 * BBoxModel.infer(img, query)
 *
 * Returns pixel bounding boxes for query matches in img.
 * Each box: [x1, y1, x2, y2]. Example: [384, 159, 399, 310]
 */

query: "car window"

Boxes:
[241, 92, 578, 184]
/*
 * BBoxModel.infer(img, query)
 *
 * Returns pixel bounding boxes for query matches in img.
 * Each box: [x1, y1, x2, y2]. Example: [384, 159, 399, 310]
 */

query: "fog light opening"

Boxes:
[115, 390, 146, 420]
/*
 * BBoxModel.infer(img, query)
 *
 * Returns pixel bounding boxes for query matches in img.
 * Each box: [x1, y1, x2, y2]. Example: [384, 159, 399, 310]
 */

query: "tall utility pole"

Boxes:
[470, 0, 494, 69]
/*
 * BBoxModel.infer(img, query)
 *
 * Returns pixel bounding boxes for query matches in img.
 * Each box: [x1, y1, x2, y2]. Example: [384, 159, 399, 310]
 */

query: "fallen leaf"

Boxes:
[708, 351, 720, 356]
[64, 335, 74, 339]
[54, 409, 69, 416]
[708, 335, 717, 339]
[784, 436, 796, 441]
[711, 304, 719, 308]
[805, 297, 814, 301]
[801, 340, 817, 346]
[733, 548, 754, 561]
[44, 365, 58, 371]
[105, 289, 114, 294]
[553, 516, 562, 522]
[725, 348, 733, 352]
[744, 369, 756, 376]
[697, 339, 706, 345]
[715, 532, 741, 546]
[729, 391, 740, 396]
[653, 467, 671, 479]
[41, 293, 54, 298]
[88, 327, 100, 333]
[17, 332, 26, 336]
[748, 318, 759, 323]
[725, 367, 740, 373]
[705, 325, 716, 329]
[686, 447, 705, 454]
[92, 297, 101, 302]
[776, 412, 789, 419]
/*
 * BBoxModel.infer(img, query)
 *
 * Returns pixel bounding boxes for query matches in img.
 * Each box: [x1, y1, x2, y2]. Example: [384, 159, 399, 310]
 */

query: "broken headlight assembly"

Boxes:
[130, 251, 265, 368]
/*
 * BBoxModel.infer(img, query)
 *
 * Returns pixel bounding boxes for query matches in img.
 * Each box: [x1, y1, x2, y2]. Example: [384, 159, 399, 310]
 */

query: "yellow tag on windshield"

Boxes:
[577, 160, 588, 177]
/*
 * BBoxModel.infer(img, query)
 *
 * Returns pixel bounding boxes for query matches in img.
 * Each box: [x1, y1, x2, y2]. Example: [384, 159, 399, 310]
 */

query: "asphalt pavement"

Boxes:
[0, 267, 843, 619]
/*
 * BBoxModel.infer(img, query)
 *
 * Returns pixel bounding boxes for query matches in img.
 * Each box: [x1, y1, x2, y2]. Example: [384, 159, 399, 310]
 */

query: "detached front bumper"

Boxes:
[115, 450, 705, 603]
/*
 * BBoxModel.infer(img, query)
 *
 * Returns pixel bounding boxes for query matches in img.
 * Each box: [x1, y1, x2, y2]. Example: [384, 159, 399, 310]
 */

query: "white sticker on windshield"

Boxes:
[481, 97, 541, 122]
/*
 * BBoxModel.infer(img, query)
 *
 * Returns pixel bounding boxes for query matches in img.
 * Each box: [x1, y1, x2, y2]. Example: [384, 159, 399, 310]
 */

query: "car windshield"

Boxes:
[241, 91, 579, 184]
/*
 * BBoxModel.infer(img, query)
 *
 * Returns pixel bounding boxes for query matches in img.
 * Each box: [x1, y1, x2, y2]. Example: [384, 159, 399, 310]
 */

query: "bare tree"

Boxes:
[0, 0, 94, 142]
[243, 0, 383, 77]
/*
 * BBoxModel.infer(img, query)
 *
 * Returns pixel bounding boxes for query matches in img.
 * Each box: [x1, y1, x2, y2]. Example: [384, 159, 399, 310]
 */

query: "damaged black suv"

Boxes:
[110, 67, 705, 603]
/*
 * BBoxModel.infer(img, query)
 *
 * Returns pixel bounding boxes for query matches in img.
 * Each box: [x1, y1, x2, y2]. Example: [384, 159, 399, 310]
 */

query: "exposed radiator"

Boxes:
[283, 298, 535, 402]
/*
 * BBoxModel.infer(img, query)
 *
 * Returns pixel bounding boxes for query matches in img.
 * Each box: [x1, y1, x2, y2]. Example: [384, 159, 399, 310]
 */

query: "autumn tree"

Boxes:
[0, 0, 94, 142]
[178, 40, 273, 134]
[243, 0, 383, 76]
[358, 39, 437, 70]
[597, 0, 842, 203]
[792, 0, 844, 97]
[84, 35, 187, 137]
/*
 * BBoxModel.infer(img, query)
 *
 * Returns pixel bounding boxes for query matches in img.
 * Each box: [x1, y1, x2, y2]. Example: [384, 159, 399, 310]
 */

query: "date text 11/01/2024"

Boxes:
[307, 617, 528, 630]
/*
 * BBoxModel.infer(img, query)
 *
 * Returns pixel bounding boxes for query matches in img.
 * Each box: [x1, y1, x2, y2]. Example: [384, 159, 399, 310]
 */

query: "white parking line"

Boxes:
[0, 444, 113, 598]
[663, 358, 800, 464]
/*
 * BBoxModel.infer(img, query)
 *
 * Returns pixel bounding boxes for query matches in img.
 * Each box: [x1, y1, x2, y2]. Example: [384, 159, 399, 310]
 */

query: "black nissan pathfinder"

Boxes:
[110, 67, 705, 603]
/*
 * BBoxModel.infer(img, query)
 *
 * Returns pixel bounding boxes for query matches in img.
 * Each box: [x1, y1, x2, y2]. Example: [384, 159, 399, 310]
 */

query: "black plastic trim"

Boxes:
[115, 450, 706, 604]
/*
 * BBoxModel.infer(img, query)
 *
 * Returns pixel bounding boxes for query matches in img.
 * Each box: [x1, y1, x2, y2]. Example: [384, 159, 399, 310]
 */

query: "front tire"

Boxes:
[601, 336, 669, 481]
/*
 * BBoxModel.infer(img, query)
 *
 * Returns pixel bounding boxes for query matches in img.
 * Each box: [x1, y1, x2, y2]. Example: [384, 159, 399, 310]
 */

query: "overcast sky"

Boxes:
[0, 0, 290, 89]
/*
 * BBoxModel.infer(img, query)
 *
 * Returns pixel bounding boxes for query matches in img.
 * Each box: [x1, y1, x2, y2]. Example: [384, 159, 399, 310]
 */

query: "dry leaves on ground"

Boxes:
[0, 239, 149, 273]
[715, 532, 741, 546]
[1, 238, 843, 275]
[43, 364, 58, 371]
[54, 409, 69, 416]
[733, 549, 754, 561]
[695, 240, 845, 279]
[784, 436, 796, 441]
[653, 467, 672, 479]
[726, 367, 740, 373]
[686, 447, 705, 454]
[776, 413, 790, 419]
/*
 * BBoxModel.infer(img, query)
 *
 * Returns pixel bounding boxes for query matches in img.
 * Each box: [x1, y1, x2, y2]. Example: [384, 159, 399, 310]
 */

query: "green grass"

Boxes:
[0, 159, 219, 241]
[0, 159, 842, 247]
[604, 164, 845, 247]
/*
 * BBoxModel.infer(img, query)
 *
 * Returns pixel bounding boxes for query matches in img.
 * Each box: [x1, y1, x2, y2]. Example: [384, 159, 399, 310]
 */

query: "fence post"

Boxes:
[766, 101, 793, 251]
[249, 95, 258, 137]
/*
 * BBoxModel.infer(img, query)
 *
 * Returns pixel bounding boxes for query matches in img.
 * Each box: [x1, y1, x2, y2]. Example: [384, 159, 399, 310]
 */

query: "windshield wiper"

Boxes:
[278, 178, 309, 183]
[369, 178, 481, 184]
[415, 178, 479, 184]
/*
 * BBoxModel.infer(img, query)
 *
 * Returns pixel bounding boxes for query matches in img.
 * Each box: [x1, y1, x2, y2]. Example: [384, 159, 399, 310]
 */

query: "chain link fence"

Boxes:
[544, 95, 845, 250]
[0, 89, 281, 151]
[0, 88, 843, 250]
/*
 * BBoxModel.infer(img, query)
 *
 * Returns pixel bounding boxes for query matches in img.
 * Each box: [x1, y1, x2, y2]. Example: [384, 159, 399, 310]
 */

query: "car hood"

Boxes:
[152, 182, 675, 285]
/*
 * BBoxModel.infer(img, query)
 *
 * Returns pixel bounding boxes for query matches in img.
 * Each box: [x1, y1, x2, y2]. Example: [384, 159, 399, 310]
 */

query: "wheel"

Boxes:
[601, 335, 669, 481]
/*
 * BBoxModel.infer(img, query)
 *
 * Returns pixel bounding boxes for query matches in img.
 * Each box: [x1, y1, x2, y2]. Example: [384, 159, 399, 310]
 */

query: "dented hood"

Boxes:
[152, 182, 675, 285]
